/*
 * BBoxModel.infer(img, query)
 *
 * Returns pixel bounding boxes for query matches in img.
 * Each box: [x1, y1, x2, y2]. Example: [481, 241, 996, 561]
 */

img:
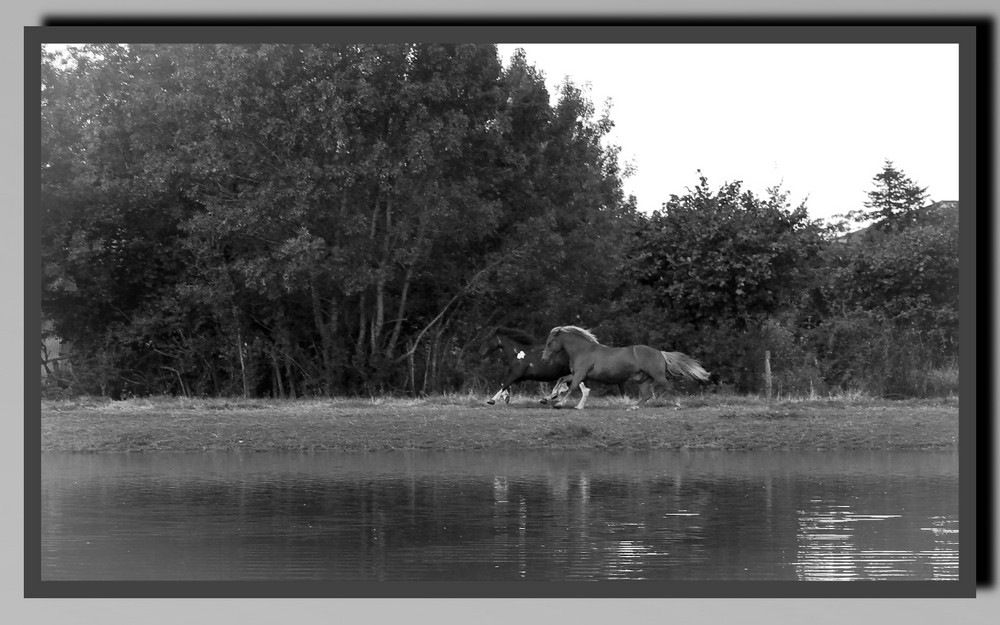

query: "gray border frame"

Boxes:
[25, 22, 982, 600]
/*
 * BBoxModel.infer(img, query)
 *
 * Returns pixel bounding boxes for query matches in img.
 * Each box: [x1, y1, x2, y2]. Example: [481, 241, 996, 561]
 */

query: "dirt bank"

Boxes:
[38, 393, 960, 453]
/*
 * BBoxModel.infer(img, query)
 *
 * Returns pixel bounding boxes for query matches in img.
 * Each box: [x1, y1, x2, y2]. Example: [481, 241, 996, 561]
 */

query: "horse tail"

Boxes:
[660, 351, 711, 382]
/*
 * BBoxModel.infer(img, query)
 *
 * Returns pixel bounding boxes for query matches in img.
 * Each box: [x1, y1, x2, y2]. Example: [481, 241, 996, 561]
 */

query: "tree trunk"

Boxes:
[355, 294, 368, 365]
[310, 279, 339, 395]
[764, 350, 772, 402]
[371, 194, 393, 358]
[407, 340, 416, 395]
[285, 357, 297, 399]
[273, 354, 285, 399]
[421, 342, 431, 395]
[385, 206, 430, 359]
[236, 327, 248, 399]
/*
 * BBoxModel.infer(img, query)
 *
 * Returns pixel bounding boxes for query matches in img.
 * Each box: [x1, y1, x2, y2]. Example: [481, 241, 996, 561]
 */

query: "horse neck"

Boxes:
[557, 332, 593, 356]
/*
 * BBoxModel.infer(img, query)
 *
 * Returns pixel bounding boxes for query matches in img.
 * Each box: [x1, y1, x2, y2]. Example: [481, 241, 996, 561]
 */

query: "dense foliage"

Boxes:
[613, 174, 827, 392]
[40, 45, 960, 399]
[812, 162, 960, 396]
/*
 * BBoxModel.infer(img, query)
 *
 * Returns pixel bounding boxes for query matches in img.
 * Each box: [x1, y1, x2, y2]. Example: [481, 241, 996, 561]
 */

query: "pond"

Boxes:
[40, 449, 959, 583]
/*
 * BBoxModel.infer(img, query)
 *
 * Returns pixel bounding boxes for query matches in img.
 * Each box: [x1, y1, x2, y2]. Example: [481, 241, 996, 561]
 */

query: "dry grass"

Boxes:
[39, 392, 960, 453]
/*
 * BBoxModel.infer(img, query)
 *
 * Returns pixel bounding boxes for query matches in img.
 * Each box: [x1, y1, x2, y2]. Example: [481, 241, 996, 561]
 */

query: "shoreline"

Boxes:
[39, 394, 960, 453]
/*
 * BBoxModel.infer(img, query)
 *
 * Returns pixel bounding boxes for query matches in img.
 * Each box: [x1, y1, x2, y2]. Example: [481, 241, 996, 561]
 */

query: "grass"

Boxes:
[38, 391, 960, 453]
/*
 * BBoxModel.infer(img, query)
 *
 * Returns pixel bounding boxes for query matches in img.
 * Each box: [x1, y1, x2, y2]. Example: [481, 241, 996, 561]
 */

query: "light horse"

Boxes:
[480, 327, 590, 406]
[541, 325, 711, 410]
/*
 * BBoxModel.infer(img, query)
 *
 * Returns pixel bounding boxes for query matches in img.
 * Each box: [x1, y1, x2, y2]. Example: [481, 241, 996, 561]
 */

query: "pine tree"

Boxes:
[861, 159, 930, 233]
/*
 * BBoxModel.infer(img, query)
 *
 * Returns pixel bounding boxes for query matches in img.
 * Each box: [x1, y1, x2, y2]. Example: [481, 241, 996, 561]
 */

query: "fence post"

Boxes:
[764, 350, 772, 402]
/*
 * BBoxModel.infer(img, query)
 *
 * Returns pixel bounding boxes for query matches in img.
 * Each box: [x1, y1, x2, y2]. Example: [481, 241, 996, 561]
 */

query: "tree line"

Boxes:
[40, 43, 959, 399]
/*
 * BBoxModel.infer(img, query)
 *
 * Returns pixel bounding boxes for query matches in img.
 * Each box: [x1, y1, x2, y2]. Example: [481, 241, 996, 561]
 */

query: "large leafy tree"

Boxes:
[40, 43, 635, 397]
[42, 44, 207, 395]
[625, 173, 823, 327]
[618, 172, 825, 390]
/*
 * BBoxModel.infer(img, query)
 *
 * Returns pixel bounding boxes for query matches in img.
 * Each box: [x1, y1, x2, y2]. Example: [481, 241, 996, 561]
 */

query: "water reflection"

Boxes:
[40, 449, 958, 582]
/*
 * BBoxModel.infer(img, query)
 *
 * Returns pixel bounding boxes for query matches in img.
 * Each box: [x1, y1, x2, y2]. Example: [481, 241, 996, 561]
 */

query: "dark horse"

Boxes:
[541, 325, 711, 410]
[480, 327, 591, 405]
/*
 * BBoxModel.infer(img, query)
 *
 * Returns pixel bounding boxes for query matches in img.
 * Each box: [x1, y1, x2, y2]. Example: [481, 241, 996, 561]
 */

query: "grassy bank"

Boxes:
[38, 392, 960, 453]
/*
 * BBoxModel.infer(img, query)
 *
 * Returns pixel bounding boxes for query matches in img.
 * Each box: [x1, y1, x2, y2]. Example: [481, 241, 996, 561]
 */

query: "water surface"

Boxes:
[40, 449, 958, 582]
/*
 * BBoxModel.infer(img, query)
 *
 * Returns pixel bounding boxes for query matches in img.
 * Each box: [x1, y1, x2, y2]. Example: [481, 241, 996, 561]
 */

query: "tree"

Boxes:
[625, 173, 823, 328]
[812, 160, 957, 395]
[617, 172, 825, 390]
[42, 44, 207, 397]
[40, 43, 636, 397]
[851, 159, 930, 233]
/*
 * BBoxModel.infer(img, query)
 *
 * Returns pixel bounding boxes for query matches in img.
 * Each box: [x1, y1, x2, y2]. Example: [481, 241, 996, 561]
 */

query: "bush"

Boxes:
[924, 363, 960, 397]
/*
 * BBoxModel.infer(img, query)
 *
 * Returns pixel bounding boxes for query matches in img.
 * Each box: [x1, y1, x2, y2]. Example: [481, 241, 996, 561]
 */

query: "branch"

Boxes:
[393, 251, 514, 365]
[41, 355, 72, 365]
[159, 365, 188, 397]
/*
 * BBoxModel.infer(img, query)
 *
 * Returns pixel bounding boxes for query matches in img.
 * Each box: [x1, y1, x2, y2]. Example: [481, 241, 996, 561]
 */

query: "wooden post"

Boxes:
[764, 350, 772, 402]
[407, 340, 416, 395]
[237, 329, 248, 399]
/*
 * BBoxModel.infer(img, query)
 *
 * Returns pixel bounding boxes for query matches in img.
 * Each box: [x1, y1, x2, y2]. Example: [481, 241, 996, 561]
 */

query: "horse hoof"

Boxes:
[486, 400, 495, 405]
[539, 399, 548, 404]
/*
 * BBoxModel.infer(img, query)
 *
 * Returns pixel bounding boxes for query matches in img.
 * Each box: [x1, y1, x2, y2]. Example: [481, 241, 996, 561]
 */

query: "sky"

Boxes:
[496, 43, 960, 224]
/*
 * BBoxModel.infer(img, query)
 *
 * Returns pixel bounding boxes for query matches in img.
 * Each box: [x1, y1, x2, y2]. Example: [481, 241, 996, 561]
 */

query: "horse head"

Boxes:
[543, 325, 599, 361]
[477, 329, 504, 357]
[541, 327, 563, 362]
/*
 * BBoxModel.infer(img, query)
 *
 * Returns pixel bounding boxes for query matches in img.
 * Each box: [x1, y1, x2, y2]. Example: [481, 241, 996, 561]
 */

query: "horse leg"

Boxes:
[489, 369, 527, 405]
[541, 377, 563, 404]
[540, 377, 569, 404]
[654, 373, 681, 408]
[573, 381, 590, 410]
[542, 375, 576, 404]
[632, 379, 654, 410]
[667, 382, 680, 408]
[486, 386, 509, 405]
[554, 372, 587, 409]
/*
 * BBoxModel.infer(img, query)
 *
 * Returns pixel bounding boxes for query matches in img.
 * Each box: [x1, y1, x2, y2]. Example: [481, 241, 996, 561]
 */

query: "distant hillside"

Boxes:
[838, 200, 959, 245]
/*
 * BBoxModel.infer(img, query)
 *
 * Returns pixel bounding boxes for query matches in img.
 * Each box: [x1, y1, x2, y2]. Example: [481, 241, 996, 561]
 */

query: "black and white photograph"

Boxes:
[27, 21, 979, 608]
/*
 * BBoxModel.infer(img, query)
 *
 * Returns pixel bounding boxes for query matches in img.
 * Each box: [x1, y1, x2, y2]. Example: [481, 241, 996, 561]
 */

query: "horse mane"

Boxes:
[554, 325, 600, 344]
[494, 327, 539, 346]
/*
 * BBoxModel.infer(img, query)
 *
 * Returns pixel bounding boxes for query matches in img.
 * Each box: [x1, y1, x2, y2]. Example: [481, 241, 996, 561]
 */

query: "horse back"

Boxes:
[633, 344, 666, 369]
[571, 343, 664, 383]
[568, 344, 628, 381]
[507, 346, 571, 382]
